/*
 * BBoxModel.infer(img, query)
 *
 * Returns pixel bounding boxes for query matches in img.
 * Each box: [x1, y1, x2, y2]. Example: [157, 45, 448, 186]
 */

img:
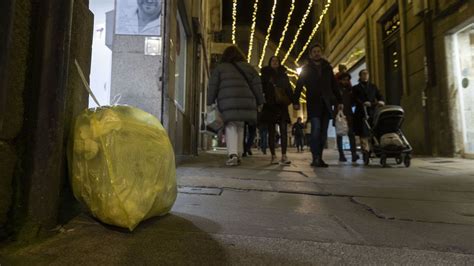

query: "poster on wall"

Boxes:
[115, 0, 162, 36]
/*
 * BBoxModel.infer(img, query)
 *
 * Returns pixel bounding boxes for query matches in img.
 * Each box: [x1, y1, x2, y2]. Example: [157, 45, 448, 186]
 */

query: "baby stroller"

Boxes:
[362, 105, 412, 167]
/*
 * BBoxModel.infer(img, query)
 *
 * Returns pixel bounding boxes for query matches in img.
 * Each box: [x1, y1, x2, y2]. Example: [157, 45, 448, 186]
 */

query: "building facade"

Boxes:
[105, 0, 221, 159]
[321, 0, 473, 157]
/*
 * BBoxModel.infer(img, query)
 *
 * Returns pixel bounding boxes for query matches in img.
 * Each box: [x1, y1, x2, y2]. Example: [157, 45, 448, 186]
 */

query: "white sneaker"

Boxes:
[226, 155, 239, 166]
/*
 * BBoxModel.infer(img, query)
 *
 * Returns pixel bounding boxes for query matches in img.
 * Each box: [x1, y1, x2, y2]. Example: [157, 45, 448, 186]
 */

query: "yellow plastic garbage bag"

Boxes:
[68, 105, 177, 231]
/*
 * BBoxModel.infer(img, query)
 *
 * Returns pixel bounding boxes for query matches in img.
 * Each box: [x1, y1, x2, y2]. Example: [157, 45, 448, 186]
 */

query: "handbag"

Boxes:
[206, 105, 223, 134]
[273, 83, 292, 106]
[335, 110, 349, 136]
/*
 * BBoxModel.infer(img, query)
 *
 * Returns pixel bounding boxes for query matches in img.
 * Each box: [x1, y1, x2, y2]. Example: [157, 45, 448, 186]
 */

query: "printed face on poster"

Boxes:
[115, 0, 162, 36]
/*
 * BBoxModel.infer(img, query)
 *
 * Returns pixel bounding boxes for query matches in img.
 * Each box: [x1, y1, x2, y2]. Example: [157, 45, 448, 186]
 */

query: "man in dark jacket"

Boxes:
[293, 44, 342, 167]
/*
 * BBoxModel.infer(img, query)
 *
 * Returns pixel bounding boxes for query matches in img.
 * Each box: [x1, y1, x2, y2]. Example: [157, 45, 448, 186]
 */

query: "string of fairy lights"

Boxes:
[258, 0, 278, 68]
[229, 0, 333, 102]
[274, 0, 295, 56]
[295, 0, 332, 64]
[236, 0, 333, 68]
[232, 0, 237, 44]
[281, 0, 314, 65]
[247, 0, 260, 63]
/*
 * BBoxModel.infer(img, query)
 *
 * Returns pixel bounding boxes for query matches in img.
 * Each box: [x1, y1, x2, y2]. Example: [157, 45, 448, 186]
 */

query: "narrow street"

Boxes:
[2, 148, 474, 265]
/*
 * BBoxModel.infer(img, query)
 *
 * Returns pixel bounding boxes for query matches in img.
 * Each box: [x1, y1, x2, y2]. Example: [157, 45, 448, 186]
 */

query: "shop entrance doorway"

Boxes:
[452, 23, 474, 156]
[382, 8, 403, 106]
[384, 35, 403, 105]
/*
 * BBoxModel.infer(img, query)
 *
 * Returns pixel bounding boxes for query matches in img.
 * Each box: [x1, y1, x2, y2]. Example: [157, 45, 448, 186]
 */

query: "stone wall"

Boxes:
[0, 0, 93, 240]
[400, 2, 429, 155]
[110, 36, 163, 120]
[0, 0, 34, 239]
[60, 0, 94, 224]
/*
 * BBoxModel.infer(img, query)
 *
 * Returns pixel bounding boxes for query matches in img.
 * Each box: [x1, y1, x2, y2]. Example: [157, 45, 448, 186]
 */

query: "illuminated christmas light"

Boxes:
[285, 66, 298, 75]
[295, 0, 332, 64]
[281, 0, 314, 65]
[275, 0, 295, 56]
[232, 0, 237, 44]
[288, 73, 299, 79]
[290, 81, 306, 102]
[258, 0, 278, 68]
[247, 0, 260, 63]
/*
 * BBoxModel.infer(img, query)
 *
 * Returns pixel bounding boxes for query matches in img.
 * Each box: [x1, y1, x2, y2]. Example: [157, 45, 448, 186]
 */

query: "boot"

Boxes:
[351, 153, 360, 162]
[339, 154, 347, 162]
[311, 158, 329, 168]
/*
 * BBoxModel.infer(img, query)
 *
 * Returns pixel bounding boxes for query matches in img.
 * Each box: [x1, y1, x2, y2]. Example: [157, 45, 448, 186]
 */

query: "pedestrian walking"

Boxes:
[334, 72, 359, 162]
[292, 117, 305, 152]
[242, 123, 257, 157]
[207, 46, 265, 166]
[260, 56, 294, 165]
[304, 120, 311, 148]
[352, 69, 385, 154]
[293, 44, 343, 167]
[335, 64, 352, 87]
[258, 124, 269, 155]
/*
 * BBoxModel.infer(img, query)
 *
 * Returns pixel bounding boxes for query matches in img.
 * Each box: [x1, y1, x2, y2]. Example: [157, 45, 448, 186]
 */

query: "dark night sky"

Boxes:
[222, 0, 316, 53]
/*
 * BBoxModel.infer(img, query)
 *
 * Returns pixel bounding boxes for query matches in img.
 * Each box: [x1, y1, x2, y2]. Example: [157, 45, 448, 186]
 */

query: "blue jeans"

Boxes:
[244, 123, 257, 153]
[310, 113, 330, 161]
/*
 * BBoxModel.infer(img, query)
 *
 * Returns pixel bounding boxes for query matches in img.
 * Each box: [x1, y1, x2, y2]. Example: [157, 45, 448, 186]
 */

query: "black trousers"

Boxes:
[336, 130, 357, 157]
[310, 111, 330, 161]
[295, 135, 304, 150]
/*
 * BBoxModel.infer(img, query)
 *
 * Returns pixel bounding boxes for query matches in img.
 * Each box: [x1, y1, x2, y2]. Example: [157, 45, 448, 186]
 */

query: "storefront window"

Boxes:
[453, 23, 474, 154]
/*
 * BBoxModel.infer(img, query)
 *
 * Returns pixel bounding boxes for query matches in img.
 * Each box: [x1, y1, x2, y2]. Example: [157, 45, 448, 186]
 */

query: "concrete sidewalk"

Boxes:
[2, 148, 474, 265]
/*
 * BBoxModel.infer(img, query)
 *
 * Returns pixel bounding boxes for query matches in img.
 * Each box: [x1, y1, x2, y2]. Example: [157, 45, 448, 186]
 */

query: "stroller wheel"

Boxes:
[363, 151, 370, 166]
[404, 155, 411, 168]
[380, 155, 387, 168]
[396, 156, 403, 165]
